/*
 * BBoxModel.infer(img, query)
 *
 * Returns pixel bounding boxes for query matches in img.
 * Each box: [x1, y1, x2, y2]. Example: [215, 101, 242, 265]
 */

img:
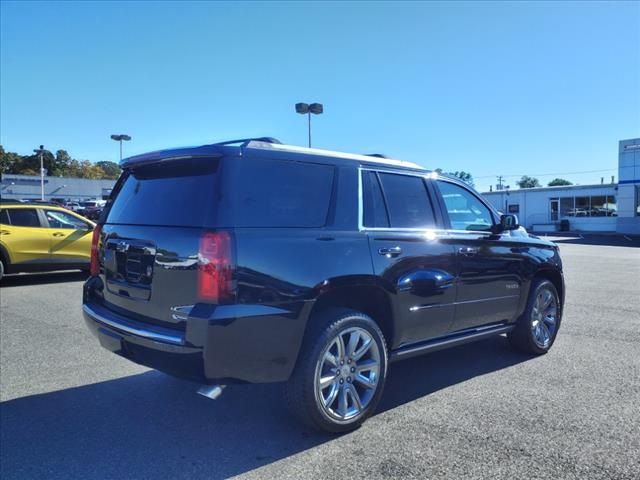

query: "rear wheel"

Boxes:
[0, 258, 4, 281]
[508, 279, 561, 355]
[286, 309, 388, 433]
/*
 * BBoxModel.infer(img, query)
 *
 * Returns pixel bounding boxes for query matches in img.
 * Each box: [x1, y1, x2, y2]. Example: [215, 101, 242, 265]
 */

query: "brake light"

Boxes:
[198, 231, 234, 303]
[90, 225, 102, 276]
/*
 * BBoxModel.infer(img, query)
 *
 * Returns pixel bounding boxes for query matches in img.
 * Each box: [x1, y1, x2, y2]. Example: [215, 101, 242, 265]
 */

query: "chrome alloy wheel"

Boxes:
[314, 327, 381, 422]
[530, 287, 558, 349]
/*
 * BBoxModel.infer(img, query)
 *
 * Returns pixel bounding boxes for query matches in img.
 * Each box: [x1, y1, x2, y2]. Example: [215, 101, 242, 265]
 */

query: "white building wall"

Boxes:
[483, 138, 640, 235]
[483, 185, 618, 232]
[1, 174, 117, 200]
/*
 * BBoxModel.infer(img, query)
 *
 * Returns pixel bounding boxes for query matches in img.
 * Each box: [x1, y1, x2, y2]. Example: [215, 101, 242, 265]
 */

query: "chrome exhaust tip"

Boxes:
[197, 384, 226, 400]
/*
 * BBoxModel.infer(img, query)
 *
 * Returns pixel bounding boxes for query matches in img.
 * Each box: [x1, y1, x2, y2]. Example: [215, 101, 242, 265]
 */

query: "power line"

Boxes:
[474, 168, 617, 179]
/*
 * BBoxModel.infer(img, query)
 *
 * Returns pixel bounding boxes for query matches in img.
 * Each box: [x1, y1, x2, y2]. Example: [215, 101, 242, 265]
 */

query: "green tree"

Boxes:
[79, 160, 105, 179]
[65, 159, 82, 177]
[52, 150, 72, 176]
[0, 146, 22, 173]
[15, 150, 55, 175]
[433, 168, 474, 187]
[547, 178, 572, 187]
[450, 170, 474, 187]
[516, 175, 541, 189]
[95, 160, 121, 179]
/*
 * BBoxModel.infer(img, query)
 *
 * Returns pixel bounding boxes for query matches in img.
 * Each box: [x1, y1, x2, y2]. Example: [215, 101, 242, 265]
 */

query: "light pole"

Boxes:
[295, 103, 323, 147]
[110, 134, 132, 161]
[33, 145, 45, 200]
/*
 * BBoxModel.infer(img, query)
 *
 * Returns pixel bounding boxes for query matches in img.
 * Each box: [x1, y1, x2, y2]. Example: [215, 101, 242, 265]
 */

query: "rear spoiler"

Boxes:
[120, 145, 223, 169]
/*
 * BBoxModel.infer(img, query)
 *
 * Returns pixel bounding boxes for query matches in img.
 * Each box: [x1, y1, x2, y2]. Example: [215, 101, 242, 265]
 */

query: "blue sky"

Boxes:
[1, 0, 639, 191]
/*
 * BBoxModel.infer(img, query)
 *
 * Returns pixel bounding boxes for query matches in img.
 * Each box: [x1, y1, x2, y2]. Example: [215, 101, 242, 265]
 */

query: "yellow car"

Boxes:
[0, 201, 95, 280]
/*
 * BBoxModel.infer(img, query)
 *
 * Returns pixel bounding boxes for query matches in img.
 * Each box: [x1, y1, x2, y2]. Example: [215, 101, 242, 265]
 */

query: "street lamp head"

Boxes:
[111, 134, 132, 141]
[295, 103, 309, 114]
[309, 103, 323, 115]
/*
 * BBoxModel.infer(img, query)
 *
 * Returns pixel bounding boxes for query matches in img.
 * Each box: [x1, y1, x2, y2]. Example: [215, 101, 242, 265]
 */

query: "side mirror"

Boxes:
[500, 214, 519, 231]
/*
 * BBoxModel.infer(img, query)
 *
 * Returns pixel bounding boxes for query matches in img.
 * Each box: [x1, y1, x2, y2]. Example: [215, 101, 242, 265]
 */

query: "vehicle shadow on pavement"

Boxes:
[0, 271, 87, 288]
[379, 335, 530, 413]
[0, 336, 531, 480]
[541, 234, 640, 248]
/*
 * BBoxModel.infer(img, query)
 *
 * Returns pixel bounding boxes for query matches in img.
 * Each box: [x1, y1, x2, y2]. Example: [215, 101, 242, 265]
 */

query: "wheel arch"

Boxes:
[533, 268, 565, 309]
[0, 243, 11, 269]
[304, 282, 396, 350]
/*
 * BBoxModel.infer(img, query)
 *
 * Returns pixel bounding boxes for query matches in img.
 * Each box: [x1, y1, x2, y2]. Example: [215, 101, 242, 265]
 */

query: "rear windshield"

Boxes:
[106, 158, 219, 227]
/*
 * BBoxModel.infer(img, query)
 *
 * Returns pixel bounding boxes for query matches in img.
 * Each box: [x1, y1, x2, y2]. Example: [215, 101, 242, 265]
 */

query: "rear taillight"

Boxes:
[198, 231, 234, 303]
[89, 225, 102, 276]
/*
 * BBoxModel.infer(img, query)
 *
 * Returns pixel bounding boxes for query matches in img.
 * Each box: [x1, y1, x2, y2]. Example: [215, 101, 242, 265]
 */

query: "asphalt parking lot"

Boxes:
[1, 236, 639, 479]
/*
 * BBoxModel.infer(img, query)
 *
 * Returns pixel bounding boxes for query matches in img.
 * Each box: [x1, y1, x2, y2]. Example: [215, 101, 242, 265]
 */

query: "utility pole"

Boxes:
[496, 175, 504, 191]
[33, 145, 45, 200]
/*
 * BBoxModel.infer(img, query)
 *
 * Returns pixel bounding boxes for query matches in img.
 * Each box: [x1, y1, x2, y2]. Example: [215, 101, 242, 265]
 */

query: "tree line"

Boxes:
[0, 146, 121, 180]
[516, 176, 572, 188]
[427, 171, 573, 189]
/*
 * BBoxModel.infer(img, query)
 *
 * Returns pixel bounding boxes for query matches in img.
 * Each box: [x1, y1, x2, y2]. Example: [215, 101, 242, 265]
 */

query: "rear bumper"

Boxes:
[83, 303, 207, 382]
[83, 299, 308, 384]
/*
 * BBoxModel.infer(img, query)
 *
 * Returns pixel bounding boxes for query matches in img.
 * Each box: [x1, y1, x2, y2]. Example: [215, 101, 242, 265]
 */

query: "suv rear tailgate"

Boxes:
[99, 156, 222, 329]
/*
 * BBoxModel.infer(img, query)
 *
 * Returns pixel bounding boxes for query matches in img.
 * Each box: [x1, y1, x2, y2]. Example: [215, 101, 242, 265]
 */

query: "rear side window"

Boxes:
[106, 159, 219, 227]
[362, 171, 389, 228]
[7, 208, 41, 227]
[232, 159, 334, 227]
[0, 209, 9, 224]
[378, 173, 436, 228]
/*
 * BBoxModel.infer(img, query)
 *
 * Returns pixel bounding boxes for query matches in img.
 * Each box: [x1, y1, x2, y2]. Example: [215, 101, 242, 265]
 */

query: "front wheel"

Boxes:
[508, 279, 561, 355]
[286, 309, 388, 433]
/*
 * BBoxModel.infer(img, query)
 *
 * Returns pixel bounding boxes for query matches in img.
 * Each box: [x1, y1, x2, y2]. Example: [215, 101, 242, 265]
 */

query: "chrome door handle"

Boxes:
[379, 246, 402, 258]
[458, 247, 478, 256]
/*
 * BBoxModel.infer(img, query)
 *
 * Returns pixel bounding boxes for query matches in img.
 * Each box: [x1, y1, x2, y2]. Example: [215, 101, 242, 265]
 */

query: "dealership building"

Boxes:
[482, 138, 640, 235]
[0, 174, 117, 202]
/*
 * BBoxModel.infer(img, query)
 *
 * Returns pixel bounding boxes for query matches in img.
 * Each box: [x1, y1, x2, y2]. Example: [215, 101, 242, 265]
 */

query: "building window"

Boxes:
[574, 197, 590, 216]
[560, 197, 574, 218]
[605, 195, 617, 217]
[590, 196, 617, 217]
[508, 204, 519, 214]
[556, 195, 617, 218]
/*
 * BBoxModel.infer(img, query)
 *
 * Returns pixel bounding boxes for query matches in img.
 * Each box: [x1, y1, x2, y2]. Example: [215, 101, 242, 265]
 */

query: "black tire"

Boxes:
[0, 258, 4, 281]
[508, 278, 561, 355]
[286, 308, 388, 433]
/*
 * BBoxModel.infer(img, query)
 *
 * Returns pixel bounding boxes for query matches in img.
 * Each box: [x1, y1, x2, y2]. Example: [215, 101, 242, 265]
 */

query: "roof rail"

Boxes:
[214, 137, 282, 147]
[0, 199, 61, 206]
[364, 153, 389, 159]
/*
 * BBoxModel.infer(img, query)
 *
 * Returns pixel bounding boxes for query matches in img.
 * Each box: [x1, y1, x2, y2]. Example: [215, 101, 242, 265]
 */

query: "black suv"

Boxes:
[83, 137, 564, 432]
